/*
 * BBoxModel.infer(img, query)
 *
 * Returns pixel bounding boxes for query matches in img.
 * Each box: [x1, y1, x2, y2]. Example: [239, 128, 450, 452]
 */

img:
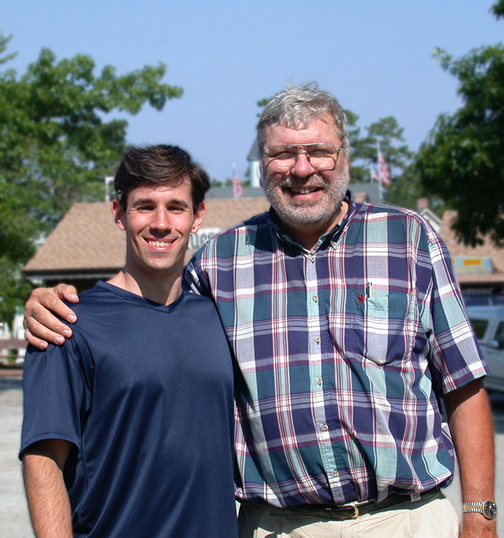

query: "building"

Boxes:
[440, 211, 504, 305]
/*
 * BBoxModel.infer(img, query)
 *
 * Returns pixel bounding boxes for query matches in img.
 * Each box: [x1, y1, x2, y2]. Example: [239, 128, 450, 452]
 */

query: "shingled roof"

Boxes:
[24, 203, 126, 281]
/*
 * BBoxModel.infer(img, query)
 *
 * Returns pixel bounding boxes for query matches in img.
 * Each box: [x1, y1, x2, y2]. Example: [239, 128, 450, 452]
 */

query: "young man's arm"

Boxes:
[22, 439, 73, 538]
[444, 379, 497, 538]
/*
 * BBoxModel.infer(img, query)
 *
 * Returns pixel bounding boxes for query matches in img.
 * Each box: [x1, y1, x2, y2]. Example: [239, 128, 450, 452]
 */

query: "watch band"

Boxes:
[462, 500, 497, 520]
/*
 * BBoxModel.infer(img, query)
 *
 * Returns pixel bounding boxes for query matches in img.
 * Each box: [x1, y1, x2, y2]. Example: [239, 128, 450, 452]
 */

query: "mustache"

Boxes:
[277, 174, 326, 189]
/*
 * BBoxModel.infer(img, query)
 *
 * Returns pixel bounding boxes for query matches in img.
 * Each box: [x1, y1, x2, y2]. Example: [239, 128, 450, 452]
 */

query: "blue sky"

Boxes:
[1, 1, 502, 182]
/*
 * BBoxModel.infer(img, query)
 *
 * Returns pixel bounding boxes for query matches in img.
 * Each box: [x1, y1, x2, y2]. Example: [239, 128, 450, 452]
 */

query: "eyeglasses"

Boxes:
[262, 143, 345, 173]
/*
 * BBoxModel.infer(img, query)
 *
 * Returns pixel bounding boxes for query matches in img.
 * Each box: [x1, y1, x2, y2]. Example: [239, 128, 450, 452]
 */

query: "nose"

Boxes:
[151, 208, 171, 232]
[290, 151, 315, 178]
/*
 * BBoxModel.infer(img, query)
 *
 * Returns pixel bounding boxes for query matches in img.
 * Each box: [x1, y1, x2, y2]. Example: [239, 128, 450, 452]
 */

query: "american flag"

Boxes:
[233, 172, 243, 198]
[378, 150, 391, 185]
[370, 149, 391, 186]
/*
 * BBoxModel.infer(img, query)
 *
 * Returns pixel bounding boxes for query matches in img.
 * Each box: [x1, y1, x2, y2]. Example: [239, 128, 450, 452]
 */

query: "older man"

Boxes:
[25, 85, 496, 538]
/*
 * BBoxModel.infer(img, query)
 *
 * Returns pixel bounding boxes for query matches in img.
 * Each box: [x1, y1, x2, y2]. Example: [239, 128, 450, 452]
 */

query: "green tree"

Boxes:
[0, 34, 17, 65]
[0, 35, 183, 325]
[345, 108, 366, 183]
[350, 116, 413, 182]
[385, 163, 429, 210]
[417, 3, 504, 245]
[492, 0, 504, 17]
[349, 115, 426, 210]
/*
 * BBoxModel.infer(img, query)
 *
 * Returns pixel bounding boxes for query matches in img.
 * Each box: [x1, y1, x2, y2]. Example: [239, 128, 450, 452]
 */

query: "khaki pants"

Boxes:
[238, 492, 460, 538]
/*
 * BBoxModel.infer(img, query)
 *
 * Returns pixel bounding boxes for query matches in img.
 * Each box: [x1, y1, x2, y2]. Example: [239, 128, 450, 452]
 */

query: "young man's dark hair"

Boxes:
[115, 145, 210, 211]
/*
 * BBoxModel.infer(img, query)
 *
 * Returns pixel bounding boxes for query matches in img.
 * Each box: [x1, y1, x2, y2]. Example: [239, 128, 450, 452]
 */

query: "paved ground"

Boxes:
[1, 368, 503, 537]
[0, 370, 33, 538]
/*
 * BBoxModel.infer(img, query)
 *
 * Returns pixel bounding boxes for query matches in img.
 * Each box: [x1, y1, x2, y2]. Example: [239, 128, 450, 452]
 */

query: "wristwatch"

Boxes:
[462, 500, 497, 520]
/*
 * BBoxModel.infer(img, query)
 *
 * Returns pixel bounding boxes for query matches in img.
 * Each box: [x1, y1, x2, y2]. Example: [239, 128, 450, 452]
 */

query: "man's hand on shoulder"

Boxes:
[24, 284, 79, 349]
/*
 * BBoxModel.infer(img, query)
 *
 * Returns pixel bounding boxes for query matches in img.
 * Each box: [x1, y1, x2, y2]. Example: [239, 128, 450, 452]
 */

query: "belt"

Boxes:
[276, 488, 442, 520]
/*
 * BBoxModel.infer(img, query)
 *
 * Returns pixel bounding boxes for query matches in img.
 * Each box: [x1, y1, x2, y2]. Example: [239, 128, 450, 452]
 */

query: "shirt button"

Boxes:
[314, 337, 321, 344]
[332, 470, 339, 477]
[312, 295, 319, 303]
[321, 424, 329, 431]
[309, 255, 316, 262]
[316, 378, 323, 386]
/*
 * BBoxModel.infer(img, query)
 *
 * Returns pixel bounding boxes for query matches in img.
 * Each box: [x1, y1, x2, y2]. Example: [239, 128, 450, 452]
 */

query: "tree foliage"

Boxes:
[0, 34, 17, 65]
[417, 3, 504, 246]
[0, 34, 183, 324]
[491, 0, 504, 18]
[350, 115, 410, 179]
[347, 112, 426, 210]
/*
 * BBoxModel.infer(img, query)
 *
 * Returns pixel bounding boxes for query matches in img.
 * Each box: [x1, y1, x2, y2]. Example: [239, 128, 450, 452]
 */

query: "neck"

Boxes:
[107, 267, 183, 306]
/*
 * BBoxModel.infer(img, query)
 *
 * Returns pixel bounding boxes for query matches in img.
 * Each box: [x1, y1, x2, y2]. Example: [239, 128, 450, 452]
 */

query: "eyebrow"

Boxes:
[130, 197, 191, 208]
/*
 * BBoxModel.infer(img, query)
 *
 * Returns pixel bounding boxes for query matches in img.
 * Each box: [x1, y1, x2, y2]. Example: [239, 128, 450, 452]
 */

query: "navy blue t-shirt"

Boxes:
[21, 282, 238, 538]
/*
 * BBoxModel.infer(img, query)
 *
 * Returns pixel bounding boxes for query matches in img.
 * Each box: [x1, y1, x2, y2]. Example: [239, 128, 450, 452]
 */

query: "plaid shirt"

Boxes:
[185, 197, 487, 507]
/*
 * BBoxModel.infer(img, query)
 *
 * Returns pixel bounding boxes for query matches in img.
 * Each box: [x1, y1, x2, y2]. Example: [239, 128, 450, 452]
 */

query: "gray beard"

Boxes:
[263, 168, 350, 230]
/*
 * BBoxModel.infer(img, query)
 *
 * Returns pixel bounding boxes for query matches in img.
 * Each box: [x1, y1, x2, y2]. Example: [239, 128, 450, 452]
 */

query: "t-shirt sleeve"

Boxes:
[19, 340, 89, 459]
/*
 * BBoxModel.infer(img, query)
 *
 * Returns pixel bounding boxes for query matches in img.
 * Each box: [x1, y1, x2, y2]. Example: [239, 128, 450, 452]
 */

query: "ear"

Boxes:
[111, 199, 126, 231]
[191, 202, 206, 234]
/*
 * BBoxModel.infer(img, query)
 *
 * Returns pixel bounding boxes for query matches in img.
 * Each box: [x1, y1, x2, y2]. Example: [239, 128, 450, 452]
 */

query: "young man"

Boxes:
[25, 86, 497, 537]
[20, 145, 238, 538]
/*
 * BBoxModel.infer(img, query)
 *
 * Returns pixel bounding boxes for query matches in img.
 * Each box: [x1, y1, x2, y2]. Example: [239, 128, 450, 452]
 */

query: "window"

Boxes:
[469, 318, 489, 340]
[494, 321, 504, 349]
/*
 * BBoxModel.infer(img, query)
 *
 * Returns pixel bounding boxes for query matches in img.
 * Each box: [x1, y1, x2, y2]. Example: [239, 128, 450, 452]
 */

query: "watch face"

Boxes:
[483, 500, 497, 519]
